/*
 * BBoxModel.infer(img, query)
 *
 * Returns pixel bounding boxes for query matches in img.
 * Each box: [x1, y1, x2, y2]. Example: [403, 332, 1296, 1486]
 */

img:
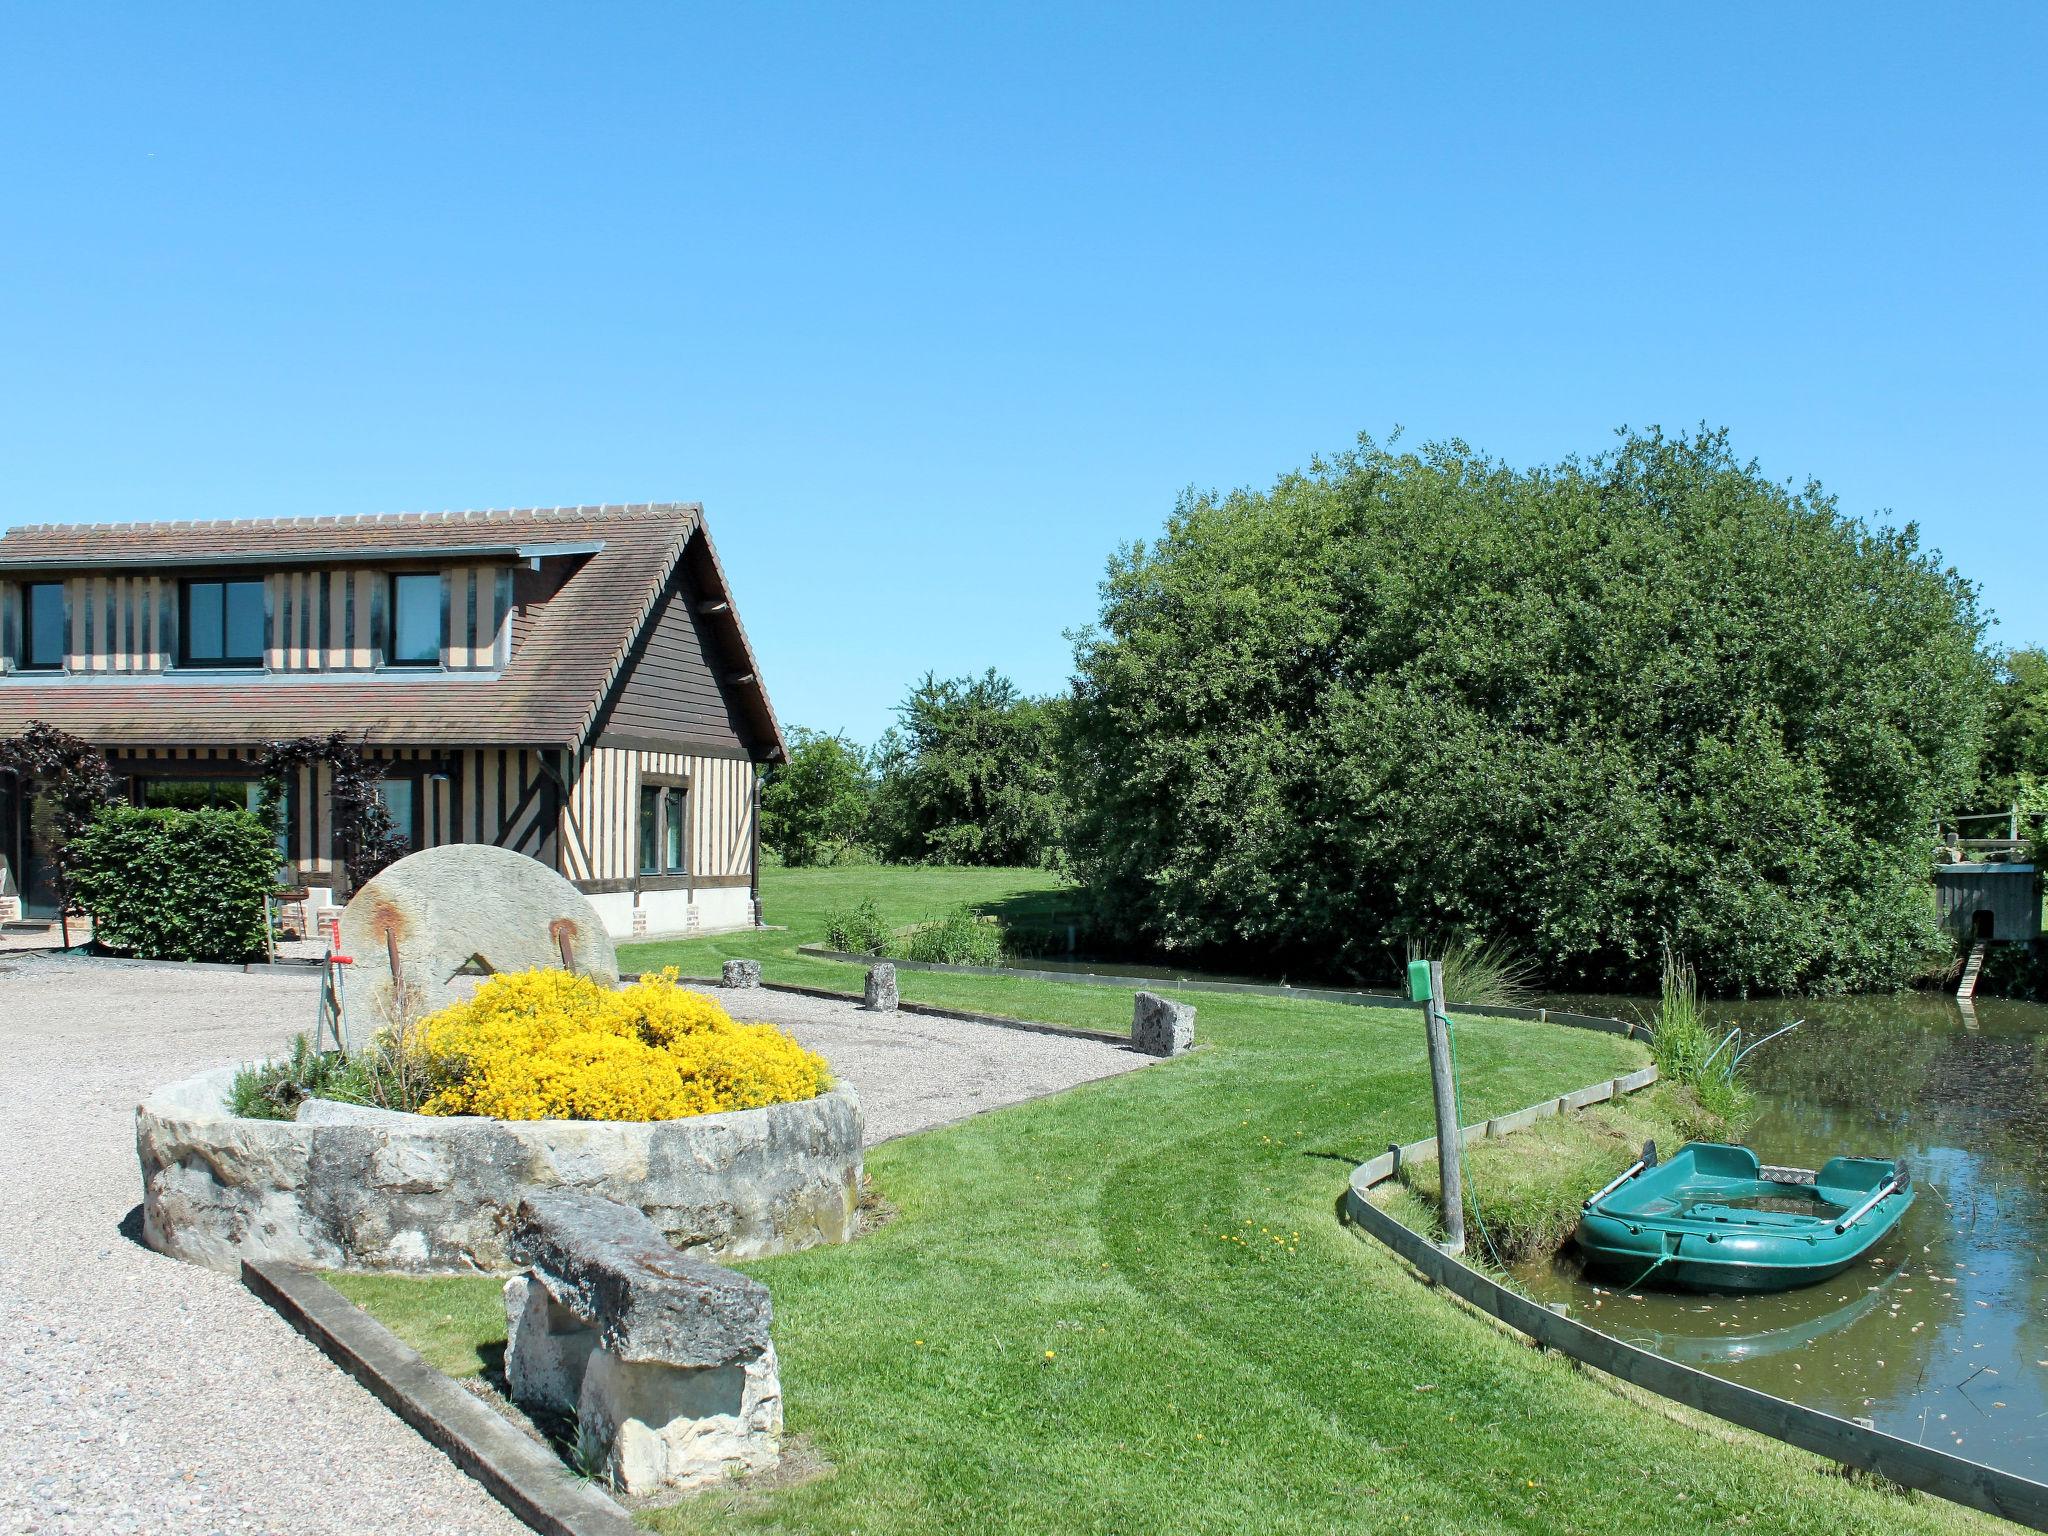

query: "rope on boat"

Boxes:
[1610, 1251, 1672, 1294]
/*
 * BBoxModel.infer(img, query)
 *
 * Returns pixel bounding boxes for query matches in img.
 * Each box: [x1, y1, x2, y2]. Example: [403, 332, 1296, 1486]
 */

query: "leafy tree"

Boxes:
[1977, 648, 2048, 817]
[873, 670, 1067, 867]
[761, 727, 873, 866]
[0, 720, 120, 910]
[1065, 428, 1990, 995]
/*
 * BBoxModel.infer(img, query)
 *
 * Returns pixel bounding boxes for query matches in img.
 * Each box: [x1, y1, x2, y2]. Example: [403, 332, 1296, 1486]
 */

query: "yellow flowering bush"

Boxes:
[412, 967, 830, 1122]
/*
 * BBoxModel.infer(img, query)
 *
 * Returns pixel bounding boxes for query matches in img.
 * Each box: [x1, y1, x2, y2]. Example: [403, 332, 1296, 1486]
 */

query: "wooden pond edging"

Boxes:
[1344, 1070, 2048, 1532]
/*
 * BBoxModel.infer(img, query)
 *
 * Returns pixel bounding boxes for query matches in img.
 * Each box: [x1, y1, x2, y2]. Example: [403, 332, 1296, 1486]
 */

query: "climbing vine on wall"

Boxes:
[254, 732, 410, 891]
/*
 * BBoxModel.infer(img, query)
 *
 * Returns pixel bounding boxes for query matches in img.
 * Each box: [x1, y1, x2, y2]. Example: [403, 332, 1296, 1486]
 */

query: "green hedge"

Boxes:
[68, 805, 281, 963]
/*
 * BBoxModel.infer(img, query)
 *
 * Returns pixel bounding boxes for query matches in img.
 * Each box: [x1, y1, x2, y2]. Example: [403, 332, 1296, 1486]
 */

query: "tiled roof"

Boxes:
[0, 504, 781, 756]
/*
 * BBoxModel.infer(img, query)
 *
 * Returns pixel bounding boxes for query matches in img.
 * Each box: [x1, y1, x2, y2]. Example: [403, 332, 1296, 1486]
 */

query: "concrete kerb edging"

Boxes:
[10, 949, 318, 975]
[242, 1260, 640, 1536]
[788, 948, 1648, 1040]
[638, 973, 1138, 1049]
[1343, 1070, 2048, 1532]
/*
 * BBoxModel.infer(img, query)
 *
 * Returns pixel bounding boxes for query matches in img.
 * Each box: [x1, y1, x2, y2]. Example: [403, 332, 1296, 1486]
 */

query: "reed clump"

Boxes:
[1404, 936, 1537, 1008]
[1651, 942, 1751, 1125]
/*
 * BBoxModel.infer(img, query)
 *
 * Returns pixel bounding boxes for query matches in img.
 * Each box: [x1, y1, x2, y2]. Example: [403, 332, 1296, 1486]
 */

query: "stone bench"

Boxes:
[504, 1188, 781, 1495]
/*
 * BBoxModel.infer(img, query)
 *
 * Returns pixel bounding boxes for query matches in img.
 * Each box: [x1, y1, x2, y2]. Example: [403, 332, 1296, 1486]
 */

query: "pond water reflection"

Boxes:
[1515, 991, 2048, 1478]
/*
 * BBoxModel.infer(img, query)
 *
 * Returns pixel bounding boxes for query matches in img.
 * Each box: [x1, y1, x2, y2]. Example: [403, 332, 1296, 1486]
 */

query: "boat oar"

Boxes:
[1834, 1164, 1910, 1235]
[1583, 1141, 1658, 1211]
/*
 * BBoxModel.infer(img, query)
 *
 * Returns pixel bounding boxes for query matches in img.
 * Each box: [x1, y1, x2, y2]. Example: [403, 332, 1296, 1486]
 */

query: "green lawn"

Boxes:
[348, 865, 1998, 1535]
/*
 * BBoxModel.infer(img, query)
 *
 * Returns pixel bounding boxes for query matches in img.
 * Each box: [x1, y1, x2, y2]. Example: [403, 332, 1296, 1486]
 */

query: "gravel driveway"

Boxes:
[0, 954, 1149, 1535]
[689, 982, 1148, 1144]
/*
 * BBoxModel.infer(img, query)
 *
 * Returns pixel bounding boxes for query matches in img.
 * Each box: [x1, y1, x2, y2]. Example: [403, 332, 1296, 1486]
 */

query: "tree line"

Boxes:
[771, 426, 2042, 994]
[762, 670, 1069, 871]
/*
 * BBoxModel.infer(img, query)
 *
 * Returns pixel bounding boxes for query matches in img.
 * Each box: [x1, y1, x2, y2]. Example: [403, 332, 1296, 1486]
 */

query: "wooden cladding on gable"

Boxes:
[0, 565, 514, 675]
[557, 747, 756, 887]
[594, 579, 750, 753]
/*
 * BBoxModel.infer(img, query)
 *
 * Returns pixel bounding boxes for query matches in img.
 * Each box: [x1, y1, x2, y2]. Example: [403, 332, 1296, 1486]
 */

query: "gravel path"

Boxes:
[687, 983, 1149, 1144]
[0, 953, 529, 1536]
[0, 956, 1150, 1534]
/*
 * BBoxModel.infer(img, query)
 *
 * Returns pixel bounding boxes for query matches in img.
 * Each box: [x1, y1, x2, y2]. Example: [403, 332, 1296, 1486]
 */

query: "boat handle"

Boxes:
[1584, 1158, 1646, 1210]
[1834, 1175, 1904, 1234]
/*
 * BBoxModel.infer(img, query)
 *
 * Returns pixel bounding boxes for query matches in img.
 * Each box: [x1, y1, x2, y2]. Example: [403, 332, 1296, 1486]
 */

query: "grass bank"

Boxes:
[341, 865, 1997, 1535]
[1395, 1083, 1725, 1266]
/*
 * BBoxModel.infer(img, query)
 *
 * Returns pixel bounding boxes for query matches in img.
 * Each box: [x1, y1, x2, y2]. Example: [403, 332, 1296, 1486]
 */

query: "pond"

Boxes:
[1513, 990, 2048, 1480]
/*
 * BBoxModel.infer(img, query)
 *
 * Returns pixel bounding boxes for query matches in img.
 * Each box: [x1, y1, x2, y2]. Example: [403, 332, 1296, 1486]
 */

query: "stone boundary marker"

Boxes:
[1131, 991, 1194, 1056]
[862, 962, 898, 1012]
[1344, 1069, 2048, 1533]
[242, 1259, 640, 1536]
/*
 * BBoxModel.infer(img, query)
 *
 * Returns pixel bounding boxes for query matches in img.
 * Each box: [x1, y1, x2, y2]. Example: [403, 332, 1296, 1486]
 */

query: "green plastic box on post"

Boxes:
[1406, 959, 1434, 1004]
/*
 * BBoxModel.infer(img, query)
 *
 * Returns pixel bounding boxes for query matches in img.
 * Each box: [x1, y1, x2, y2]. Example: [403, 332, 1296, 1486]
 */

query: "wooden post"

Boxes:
[1408, 958, 1466, 1255]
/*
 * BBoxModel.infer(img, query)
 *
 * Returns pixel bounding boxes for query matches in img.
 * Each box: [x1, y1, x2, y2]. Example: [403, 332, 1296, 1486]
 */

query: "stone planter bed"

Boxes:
[137, 1067, 864, 1275]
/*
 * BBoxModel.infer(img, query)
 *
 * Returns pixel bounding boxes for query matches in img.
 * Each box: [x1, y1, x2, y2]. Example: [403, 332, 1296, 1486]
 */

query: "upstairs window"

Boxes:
[23, 582, 65, 670]
[180, 579, 266, 668]
[389, 573, 441, 666]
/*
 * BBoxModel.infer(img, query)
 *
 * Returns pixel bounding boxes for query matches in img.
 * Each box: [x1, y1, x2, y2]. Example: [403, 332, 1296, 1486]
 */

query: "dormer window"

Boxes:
[22, 582, 65, 670]
[389, 573, 441, 666]
[180, 579, 266, 668]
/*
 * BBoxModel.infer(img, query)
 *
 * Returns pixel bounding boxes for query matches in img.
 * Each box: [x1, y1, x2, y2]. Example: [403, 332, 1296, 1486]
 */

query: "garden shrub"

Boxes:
[68, 805, 281, 963]
[824, 898, 893, 955]
[414, 968, 828, 1121]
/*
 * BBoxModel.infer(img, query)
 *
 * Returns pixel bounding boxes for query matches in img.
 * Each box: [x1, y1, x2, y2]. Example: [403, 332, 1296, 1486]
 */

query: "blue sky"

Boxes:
[3, 3, 2041, 744]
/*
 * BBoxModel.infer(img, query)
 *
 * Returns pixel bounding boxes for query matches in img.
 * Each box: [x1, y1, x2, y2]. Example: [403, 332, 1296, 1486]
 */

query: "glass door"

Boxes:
[22, 792, 62, 918]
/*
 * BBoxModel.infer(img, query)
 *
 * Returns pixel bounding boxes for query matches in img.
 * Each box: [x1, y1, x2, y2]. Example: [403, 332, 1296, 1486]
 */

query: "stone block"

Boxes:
[1132, 991, 1195, 1056]
[503, 1189, 782, 1495]
[721, 959, 762, 989]
[577, 1342, 781, 1494]
[504, 1272, 598, 1413]
[863, 963, 898, 1012]
[509, 1190, 771, 1368]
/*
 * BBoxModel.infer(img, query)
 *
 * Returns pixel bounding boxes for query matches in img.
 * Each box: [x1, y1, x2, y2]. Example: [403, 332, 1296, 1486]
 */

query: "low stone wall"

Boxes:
[137, 1070, 863, 1275]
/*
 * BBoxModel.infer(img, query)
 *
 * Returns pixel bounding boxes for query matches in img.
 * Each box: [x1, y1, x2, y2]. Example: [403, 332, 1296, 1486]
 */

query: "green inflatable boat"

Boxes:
[1574, 1141, 1912, 1293]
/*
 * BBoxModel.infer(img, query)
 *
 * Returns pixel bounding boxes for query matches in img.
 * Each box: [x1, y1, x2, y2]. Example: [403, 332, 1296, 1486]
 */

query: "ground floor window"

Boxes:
[137, 777, 264, 814]
[377, 776, 419, 846]
[638, 782, 687, 875]
[134, 776, 288, 859]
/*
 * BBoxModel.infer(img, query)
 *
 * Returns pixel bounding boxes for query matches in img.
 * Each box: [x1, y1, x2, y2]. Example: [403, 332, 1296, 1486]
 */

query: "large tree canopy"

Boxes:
[1064, 429, 1990, 994]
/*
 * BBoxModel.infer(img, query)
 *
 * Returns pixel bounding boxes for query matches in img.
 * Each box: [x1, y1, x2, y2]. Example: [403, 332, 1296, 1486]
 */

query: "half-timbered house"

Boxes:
[0, 502, 783, 939]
